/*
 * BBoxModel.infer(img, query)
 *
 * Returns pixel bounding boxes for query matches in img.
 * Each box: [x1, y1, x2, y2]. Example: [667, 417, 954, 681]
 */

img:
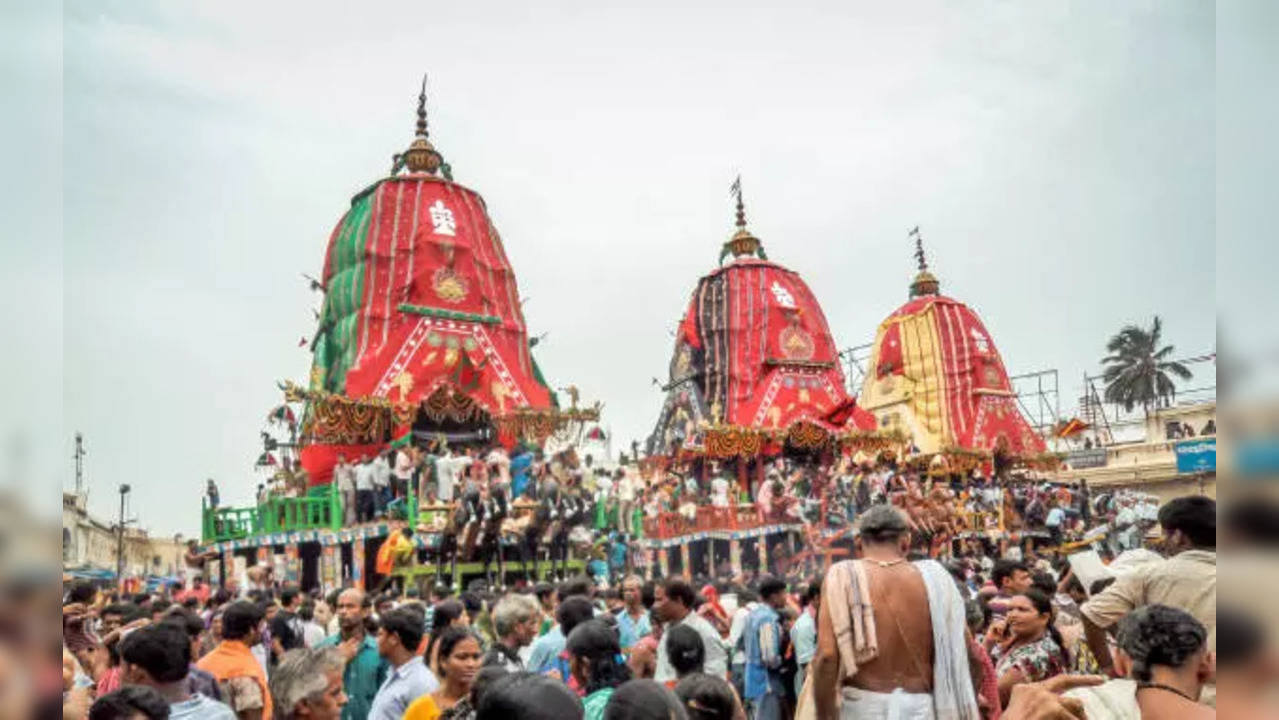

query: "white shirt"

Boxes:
[302, 621, 326, 648]
[711, 477, 730, 507]
[656, 611, 728, 681]
[354, 462, 376, 491]
[728, 602, 757, 664]
[394, 451, 414, 481]
[617, 475, 636, 502]
[436, 455, 470, 502]
[334, 464, 355, 493]
[372, 456, 392, 488]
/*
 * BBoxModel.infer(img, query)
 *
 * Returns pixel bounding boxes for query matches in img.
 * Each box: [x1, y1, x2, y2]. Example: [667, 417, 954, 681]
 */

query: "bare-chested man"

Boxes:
[811, 504, 981, 720]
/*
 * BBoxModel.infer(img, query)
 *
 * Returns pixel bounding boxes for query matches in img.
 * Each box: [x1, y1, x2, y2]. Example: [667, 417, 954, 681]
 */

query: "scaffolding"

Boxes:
[1080, 353, 1217, 443]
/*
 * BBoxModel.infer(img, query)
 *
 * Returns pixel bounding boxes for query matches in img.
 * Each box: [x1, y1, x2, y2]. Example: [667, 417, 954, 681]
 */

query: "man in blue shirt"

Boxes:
[1045, 500, 1066, 546]
[317, 589, 388, 720]
[615, 575, 651, 650]
[743, 577, 788, 720]
[526, 596, 595, 676]
[789, 581, 820, 698]
[367, 607, 437, 720]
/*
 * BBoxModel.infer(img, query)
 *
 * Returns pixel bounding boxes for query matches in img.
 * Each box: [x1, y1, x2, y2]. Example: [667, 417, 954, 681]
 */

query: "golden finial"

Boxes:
[721, 175, 764, 264]
[401, 74, 443, 175]
[908, 226, 940, 297]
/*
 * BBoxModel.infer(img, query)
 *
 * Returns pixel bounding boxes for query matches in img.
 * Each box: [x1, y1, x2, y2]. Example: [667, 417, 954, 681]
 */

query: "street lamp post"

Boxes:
[116, 483, 131, 588]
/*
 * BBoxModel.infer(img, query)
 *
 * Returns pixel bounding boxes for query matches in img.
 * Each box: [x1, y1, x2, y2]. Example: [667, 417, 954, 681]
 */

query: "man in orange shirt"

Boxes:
[375, 523, 415, 594]
[197, 601, 272, 720]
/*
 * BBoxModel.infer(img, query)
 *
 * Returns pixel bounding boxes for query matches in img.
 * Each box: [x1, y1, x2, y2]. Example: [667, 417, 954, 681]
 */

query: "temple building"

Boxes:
[857, 231, 1046, 458]
[648, 180, 873, 459]
[298, 79, 556, 485]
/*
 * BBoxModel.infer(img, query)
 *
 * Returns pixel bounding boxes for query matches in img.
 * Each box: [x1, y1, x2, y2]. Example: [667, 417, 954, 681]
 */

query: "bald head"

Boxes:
[335, 589, 369, 633]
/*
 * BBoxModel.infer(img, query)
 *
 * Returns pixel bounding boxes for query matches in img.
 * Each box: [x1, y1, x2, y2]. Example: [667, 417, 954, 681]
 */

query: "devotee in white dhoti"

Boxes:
[811, 504, 981, 720]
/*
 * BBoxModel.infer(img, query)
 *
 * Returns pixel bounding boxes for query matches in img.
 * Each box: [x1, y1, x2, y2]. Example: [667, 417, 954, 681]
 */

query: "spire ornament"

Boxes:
[908, 225, 940, 297]
[400, 74, 444, 175]
[720, 175, 766, 264]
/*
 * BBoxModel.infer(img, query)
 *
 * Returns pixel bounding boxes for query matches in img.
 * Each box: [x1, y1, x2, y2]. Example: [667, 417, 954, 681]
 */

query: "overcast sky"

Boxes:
[11, 0, 1254, 538]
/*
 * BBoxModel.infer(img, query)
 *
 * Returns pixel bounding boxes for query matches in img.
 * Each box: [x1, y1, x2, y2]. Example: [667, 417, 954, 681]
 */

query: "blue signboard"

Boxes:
[1175, 438, 1216, 474]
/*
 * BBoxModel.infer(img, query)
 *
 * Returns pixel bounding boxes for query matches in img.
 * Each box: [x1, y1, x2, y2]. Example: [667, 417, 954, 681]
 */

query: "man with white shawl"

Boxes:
[810, 504, 982, 720]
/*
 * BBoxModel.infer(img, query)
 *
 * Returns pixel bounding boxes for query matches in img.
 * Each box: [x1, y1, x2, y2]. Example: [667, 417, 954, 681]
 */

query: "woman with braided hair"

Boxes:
[1064, 604, 1214, 719]
[567, 619, 633, 720]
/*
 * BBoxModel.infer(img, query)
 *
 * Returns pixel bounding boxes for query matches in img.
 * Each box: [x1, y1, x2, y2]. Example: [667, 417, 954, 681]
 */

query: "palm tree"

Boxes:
[1101, 316, 1193, 414]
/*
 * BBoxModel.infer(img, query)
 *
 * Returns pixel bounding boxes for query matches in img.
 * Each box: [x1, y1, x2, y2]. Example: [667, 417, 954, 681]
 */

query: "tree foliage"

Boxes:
[1101, 316, 1192, 414]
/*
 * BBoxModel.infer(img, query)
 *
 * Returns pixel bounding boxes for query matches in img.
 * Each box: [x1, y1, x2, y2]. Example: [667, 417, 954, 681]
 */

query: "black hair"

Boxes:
[1216, 606, 1267, 667]
[533, 583, 557, 603]
[665, 624, 705, 678]
[280, 586, 301, 606]
[471, 665, 510, 709]
[757, 577, 787, 601]
[1089, 577, 1116, 596]
[211, 588, 232, 608]
[992, 560, 1028, 590]
[800, 580, 821, 608]
[662, 578, 696, 609]
[1158, 496, 1216, 549]
[119, 623, 190, 684]
[68, 581, 98, 605]
[424, 599, 466, 666]
[641, 581, 656, 608]
[567, 619, 632, 694]
[604, 679, 689, 720]
[102, 602, 143, 623]
[477, 672, 584, 720]
[1030, 571, 1056, 597]
[673, 673, 736, 720]
[434, 599, 467, 629]
[1116, 604, 1207, 682]
[557, 596, 597, 638]
[381, 606, 426, 651]
[298, 600, 315, 622]
[435, 626, 483, 681]
[1014, 589, 1064, 652]
[89, 685, 170, 720]
[221, 601, 265, 641]
[460, 591, 484, 617]
[159, 607, 204, 641]
[560, 576, 594, 600]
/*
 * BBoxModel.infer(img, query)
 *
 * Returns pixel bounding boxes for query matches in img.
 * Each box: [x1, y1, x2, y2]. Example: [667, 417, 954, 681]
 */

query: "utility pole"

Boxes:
[74, 432, 85, 496]
[116, 483, 131, 588]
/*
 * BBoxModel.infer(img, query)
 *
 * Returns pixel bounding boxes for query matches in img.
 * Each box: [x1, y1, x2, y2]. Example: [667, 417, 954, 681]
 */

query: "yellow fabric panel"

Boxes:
[900, 306, 950, 451]
[858, 303, 953, 454]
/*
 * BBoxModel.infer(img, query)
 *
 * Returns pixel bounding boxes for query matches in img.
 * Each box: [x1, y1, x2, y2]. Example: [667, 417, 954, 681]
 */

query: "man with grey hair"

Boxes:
[270, 648, 348, 720]
[484, 593, 541, 672]
[811, 504, 981, 719]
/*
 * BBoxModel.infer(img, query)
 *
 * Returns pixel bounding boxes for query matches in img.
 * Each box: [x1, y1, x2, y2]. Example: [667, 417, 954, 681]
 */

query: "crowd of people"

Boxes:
[218, 439, 1164, 589]
[69, 487, 1234, 720]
